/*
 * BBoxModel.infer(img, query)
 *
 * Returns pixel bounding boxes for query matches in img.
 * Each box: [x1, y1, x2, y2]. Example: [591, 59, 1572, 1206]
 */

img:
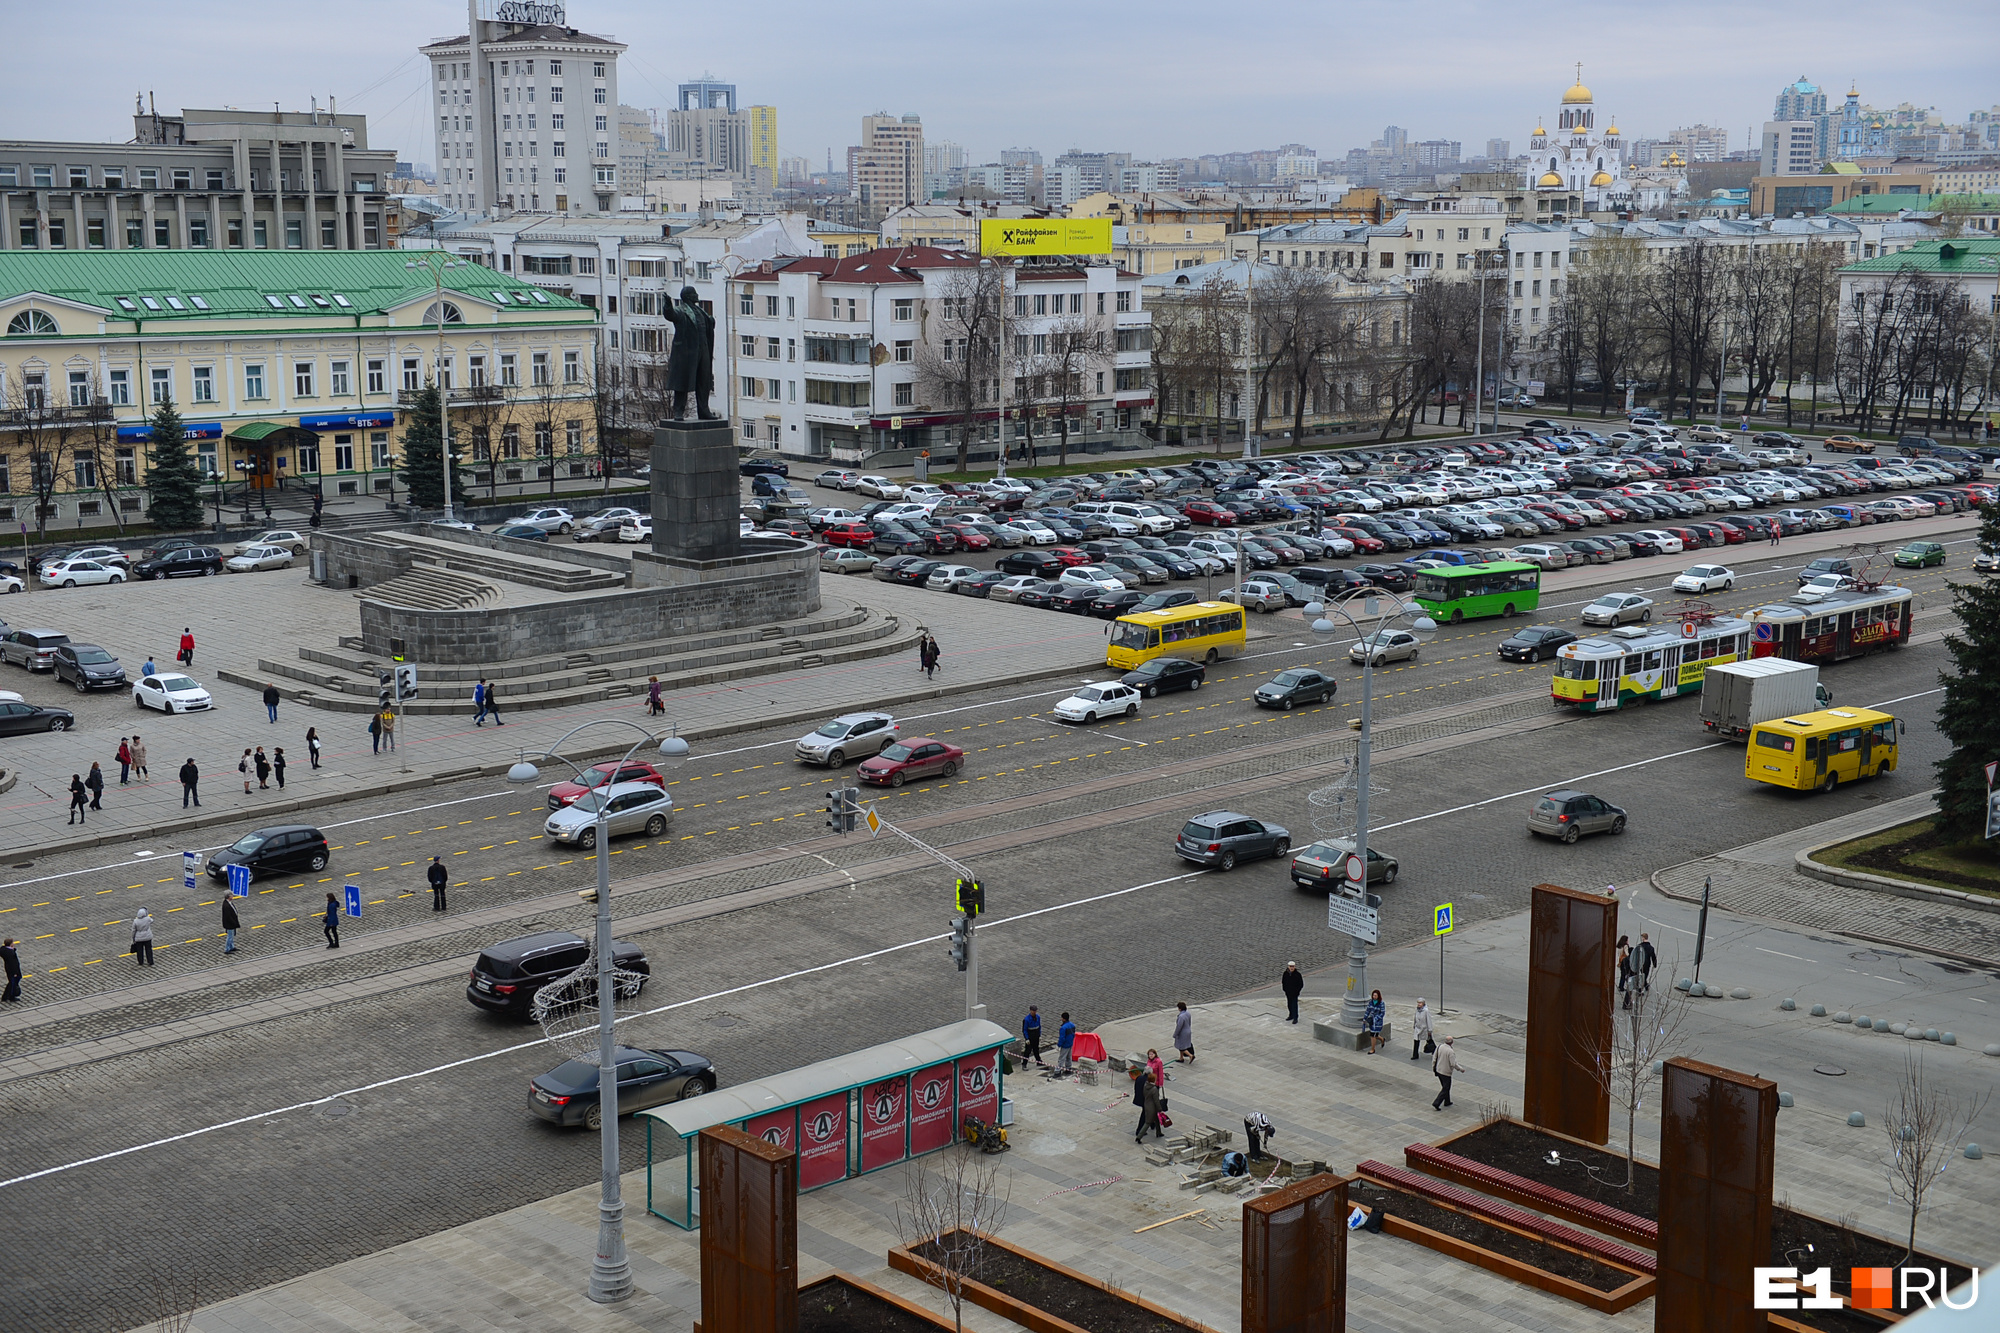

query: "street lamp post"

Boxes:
[1302, 590, 1437, 1034]
[980, 257, 1010, 475]
[406, 253, 470, 524]
[506, 719, 691, 1304]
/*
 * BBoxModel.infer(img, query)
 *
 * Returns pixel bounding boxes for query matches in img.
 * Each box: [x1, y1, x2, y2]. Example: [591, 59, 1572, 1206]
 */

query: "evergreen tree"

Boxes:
[1933, 501, 2000, 841]
[143, 398, 205, 530]
[395, 385, 464, 510]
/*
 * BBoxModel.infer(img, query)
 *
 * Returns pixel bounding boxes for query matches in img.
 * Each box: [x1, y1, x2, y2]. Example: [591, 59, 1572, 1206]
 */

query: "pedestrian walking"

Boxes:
[1146, 1047, 1168, 1092]
[1281, 961, 1304, 1024]
[131, 908, 156, 965]
[1172, 1001, 1195, 1063]
[646, 676, 664, 716]
[919, 635, 940, 680]
[1635, 932, 1658, 996]
[322, 893, 341, 949]
[272, 747, 287, 791]
[67, 773, 88, 825]
[483, 681, 503, 726]
[1, 938, 21, 1002]
[1054, 1011, 1077, 1075]
[85, 762, 105, 810]
[142, 656, 157, 677]
[221, 895, 241, 954]
[263, 682, 281, 724]
[1133, 1067, 1164, 1144]
[1021, 1005, 1046, 1067]
[239, 749, 255, 794]
[1364, 989, 1387, 1054]
[178, 628, 195, 667]
[1431, 1036, 1459, 1110]
[378, 709, 397, 751]
[306, 727, 321, 769]
[254, 746, 271, 789]
[472, 678, 488, 726]
[428, 856, 448, 912]
[179, 757, 200, 807]
[1616, 934, 1634, 1010]
[117, 737, 133, 785]
[1769, 522, 1781, 547]
[131, 734, 148, 782]
[1411, 998, 1435, 1060]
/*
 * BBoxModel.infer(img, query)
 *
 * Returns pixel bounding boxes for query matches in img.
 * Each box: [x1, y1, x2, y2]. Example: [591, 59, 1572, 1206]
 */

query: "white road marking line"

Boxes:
[1756, 947, 1814, 962]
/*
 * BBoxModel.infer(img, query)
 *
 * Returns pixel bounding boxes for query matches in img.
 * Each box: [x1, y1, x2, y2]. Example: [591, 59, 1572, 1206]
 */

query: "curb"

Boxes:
[1793, 851, 2000, 917]
[0, 656, 1103, 863]
[0, 767, 15, 795]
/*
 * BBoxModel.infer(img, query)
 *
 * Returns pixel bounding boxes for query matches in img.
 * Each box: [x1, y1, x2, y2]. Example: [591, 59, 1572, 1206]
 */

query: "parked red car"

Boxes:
[943, 524, 992, 551]
[1524, 503, 1585, 530]
[547, 760, 667, 810]
[1328, 526, 1385, 554]
[822, 523, 877, 549]
[1047, 546, 1093, 567]
[1181, 500, 1238, 526]
[857, 736, 965, 788]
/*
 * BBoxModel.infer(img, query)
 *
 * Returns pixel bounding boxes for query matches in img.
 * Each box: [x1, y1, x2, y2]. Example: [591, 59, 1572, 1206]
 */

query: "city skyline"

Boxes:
[5, 0, 1995, 177]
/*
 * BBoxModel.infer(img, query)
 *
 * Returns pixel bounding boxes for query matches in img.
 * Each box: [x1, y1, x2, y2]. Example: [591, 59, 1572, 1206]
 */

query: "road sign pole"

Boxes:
[1433, 903, 1455, 1015]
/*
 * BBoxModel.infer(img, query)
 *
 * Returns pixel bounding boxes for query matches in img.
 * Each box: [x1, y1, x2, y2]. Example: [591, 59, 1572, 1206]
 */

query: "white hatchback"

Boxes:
[1053, 681, 1141, 724]
[1633, 530, 1685, 555]
[1057, 566, 1126, 592]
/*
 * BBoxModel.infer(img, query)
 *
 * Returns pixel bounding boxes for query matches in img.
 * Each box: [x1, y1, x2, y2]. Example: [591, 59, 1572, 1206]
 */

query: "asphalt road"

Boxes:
[0, 543, 1983, 1331]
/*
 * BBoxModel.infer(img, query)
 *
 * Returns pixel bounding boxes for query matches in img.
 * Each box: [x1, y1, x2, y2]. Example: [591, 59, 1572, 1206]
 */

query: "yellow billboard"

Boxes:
[980, 218, 1114, 256]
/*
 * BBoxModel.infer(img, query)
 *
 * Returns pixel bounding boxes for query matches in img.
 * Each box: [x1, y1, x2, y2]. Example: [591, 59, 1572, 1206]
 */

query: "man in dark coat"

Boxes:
[180, 758, 200, 807]
[664, 286, 717, 420]
[428, 856, 449, 912]
[2, 938, 22, 1002]
[222, 895, 241, 954]
[1281, 962, 1305, 1024]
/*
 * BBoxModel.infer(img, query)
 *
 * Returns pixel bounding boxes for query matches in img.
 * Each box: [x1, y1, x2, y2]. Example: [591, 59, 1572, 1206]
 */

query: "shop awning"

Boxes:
[227, 421, 306, 442]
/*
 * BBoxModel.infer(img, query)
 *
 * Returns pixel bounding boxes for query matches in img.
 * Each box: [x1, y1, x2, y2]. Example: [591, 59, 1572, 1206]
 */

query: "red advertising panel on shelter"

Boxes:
[858, 1077, 908, 1173]
[956, 1053, 999, 1124]
[744, 1108, 795, 1153]
[908, 1061, 958, 1154]
[797, 1092, 850, 1190]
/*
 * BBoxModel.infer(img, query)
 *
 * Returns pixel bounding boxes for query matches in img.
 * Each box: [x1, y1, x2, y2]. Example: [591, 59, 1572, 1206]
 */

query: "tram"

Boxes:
[1745, 583, 1914, 666]
[1552, 608, 1754, 714]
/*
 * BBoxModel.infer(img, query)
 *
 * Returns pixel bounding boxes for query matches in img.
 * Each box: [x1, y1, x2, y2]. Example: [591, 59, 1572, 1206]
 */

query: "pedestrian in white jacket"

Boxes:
[1431, 1036, 1459, 1111]
[130, 909, 156, 967]
[1410, 998, 1434, 1061]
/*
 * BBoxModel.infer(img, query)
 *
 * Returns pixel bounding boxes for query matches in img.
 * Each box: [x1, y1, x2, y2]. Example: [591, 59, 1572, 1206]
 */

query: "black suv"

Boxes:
[205, 824, 331, 882]
[738, 457, 789, 478]
[52, 643, 126, 692]
[132, 546, 223, 579]
[466, 930, 652, 1020]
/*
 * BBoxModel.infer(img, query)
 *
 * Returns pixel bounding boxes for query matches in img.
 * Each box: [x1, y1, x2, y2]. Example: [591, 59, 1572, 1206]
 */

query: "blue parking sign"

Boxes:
[225, 863, 252, 898]
[182, 851, 199, 891]
[343, 884, 362, 918]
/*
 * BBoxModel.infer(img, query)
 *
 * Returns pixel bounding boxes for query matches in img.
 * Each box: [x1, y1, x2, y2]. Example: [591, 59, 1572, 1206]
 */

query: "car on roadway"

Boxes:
[0, 628, 70, 670]
[1527, 790, 1627, 843]
[1497, 624, 1578, 663]
[132, 671, 212, 713]
[1120, 658, 1205, 698]
[528, 1045, 716, 1129]
[204, 824, 331, 881]
[1052, 681, 1142, 724]
[225, 544, 296, 573]
[492, 523, 552, 542]
[1893, 542, 1947, 569]
[1976, 550, 1999, 575]
[1798, 556, 1856, 585]
[51, 643, 126, 692]
[858, 736, 965, 787]
[572, 508, 644, 541]
[1175, 810, 1291, 871]
[1580, 593, 1653, 627]
[543, 782, 675, 848]
[39, 557, 125, 587]
[819, 548, 878, 575]
[1793, 573, 1858, 603]
[795, 711, 900, 767]
[514, 507, 577, 535]
[1255, 668, 1337, 710]
[1289, 838, 1398, 890]
[1349, 629, 1423, 666]
[1672, 564, 1735, 594]
[547, 760, 667, 810]
[0, 699, 74, 733]
[467, 930, 651, 1020]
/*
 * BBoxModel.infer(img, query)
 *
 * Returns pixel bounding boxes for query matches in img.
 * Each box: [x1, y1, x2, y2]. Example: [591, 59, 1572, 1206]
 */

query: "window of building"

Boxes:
[500, 353, 518, 386]
[893, 299, 914, 321]
[371, 432, 392, 470]
[786, 338, 796, 361]
[253, 219, 268, 249]
[562, 350, 580, 382]
[531, 352, 550, 385]
[285, 219, 303, 249]
[330, 360, 350, 396]
[191, 365, 215, 403]
[401, 357, 421, 391]
[1116, 290, 1132, 312]
[366, 358, 385, 394]
[289, 361, 312, 398]
[534, 421, 553, 455]
[593, 61, 606, 77]
[594, 87, 606, 105]
[148, 366, 173, 404]
[64, 370, 89, 408]
[107, 369, 130, 405]
[243, 363, 265, 399]
[114, 447, 137, 485]
[565, 419, 582, 453]
[893, 381, 914, 407]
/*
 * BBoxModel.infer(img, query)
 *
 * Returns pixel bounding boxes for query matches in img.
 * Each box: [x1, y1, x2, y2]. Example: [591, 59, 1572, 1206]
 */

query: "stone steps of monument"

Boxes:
[352, 568, 498, 611]
[233, 606, 913, 714]
[410, 550, 621, 594]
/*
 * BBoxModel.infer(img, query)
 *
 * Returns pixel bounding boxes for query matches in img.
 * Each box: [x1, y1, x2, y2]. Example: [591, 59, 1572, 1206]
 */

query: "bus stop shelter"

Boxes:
[640, 1019, 1012, 1229]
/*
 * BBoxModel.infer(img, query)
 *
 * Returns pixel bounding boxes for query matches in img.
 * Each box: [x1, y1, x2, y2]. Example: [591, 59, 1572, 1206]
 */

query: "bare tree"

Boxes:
[1882, 1050, 1990, 1263]
[144, 1255, 199, 1333]
[897, 1148, 1012, 1333]
[1574, 967, 1699, 1189]
[1031, 312, 1110, 467]
[74, 371, 129, 535]
[5, 369, 84, 547]
[1569, 237, 1646, 418]
[913, 263, 1006, 473]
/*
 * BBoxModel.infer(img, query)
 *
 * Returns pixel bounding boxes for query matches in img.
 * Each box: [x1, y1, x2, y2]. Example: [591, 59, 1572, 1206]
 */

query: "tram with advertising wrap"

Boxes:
[1744, 582, 1914, 666]
[1551, 607, 1754, 714]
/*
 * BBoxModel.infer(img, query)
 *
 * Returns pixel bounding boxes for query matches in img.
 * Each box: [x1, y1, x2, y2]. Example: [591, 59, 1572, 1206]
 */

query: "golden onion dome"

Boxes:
[1590, 170, 1614, 187]
[1606, 121, 1620, 136]
[1532, 121, 1547, 137]
[1562, 82, 1593, 105]
[1539, 170, 1565, 187]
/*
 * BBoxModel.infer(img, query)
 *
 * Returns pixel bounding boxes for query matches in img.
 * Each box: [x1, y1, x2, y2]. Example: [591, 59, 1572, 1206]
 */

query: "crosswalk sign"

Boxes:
[1434, 903, 1454, 936]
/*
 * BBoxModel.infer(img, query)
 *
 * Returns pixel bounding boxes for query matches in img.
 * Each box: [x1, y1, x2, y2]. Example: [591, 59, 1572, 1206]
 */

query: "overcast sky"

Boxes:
[8, 1, 1995, 171]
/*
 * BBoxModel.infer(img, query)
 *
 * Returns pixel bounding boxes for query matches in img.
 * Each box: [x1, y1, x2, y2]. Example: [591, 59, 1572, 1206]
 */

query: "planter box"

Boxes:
[697, 1271, 964, 1333]
[890, 1229, 1219, 1333]
[1404, 1140, 1657, 1248]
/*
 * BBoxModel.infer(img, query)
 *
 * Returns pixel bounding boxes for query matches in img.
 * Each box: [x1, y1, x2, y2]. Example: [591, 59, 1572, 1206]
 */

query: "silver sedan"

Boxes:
[543, 782, 675, 848]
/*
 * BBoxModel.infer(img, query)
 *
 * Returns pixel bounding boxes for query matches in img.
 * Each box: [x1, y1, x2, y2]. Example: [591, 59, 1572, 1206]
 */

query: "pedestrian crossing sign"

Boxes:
[1434, 903, 1454, 936]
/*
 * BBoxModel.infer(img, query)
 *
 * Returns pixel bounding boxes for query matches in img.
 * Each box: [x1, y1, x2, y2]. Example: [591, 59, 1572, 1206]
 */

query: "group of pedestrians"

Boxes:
[65, 765, 106, 824]
[236, 747, 288, 793]
[1278, 962, 1462, 1110]
[472, 678, 505, 727]
[917, 633, 942, 680]
[1617, 932, 1659, 1009]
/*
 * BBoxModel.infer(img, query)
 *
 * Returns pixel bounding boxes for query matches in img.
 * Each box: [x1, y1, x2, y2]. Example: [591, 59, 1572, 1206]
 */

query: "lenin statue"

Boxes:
[665, 285, 718, 420]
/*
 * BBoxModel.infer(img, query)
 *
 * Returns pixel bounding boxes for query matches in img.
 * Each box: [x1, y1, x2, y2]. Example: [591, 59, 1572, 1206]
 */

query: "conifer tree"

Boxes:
[1934, 501, 2000, 840]
[143, 397, 205, 530]
[395, 384, 463, 510]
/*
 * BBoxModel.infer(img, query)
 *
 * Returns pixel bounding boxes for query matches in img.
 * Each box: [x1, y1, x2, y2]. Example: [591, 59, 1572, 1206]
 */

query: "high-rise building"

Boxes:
[421, 6, 627, 216]
[1485, 139, 1512, 161]
[1381, 126, 1409, 153]
[1761, 120, 1819, 176]
[1665, 125, 1730, 162]
[617, 105, 659, 193]
[849, 113, 923, 214]
[678, 75, 736, 113]
[748, 105, 778, 187]
[1773, 78, 1832, 163]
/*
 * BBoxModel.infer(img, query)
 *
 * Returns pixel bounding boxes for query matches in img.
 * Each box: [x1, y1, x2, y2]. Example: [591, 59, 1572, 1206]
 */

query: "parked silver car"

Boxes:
[1222, 579, 1290, 613]
[574, 508, 644, 541]
[795, 711, 900, 766]
[543, 782, 675, 848]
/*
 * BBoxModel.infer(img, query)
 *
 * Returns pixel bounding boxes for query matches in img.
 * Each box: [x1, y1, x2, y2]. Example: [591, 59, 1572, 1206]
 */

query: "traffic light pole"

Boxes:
[829, 787, 986, 1021]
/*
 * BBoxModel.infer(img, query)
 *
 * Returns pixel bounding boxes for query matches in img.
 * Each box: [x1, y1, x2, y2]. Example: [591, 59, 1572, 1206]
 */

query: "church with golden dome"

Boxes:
[1525, 65, 1628, 208]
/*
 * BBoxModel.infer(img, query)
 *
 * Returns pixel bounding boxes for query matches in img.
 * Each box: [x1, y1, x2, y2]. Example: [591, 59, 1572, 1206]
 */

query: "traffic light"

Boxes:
[378, 663, 420, 704]
[395, 663, 419, 699]
[955, 878, 985, 917]
[824, 787, 860, 832]
[948, 916, 971, 972]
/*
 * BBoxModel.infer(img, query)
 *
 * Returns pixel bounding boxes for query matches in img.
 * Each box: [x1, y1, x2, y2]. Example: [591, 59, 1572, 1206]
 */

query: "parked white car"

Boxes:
[923, 564, 984, 592]
[515, 507, 576, 535]
[1508, 544, 1573, 571]
[574, 508, 643, 541]
[1632, 529, 1685, 555]
[1005, 519, 1060, 545]
[1671, 564, 1736, 594]
[617, 516, 654, 543]
[132, 671, 214, 713]
[233, 529, 309, 556]
[814, 468, 862, 490]
[1222, 579, 1291, 612]
[225, 544, 296, 573]
[855, 476, 904, 500]
[38, 558, 123, 587]
[1057, 566, 1126, 592]
[1052, 681, 1142, 724]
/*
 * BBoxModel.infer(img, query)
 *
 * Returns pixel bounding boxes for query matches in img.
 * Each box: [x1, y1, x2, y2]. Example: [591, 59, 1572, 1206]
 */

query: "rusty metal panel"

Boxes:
[699, 1124, 799, 1333]
[1243, 1172, 1346, 1333]
[1656, 1058, 1778, 1333]
[1523, 882, 1615, 1144]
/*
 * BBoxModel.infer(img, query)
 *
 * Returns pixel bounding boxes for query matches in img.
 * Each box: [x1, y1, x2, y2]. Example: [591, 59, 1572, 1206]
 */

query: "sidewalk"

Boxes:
[151, 907, 1998, 1333]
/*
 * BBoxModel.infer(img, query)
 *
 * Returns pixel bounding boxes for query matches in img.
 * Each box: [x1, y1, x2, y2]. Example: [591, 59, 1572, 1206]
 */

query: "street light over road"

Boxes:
[405, 251, 470, 524]
[505, 718, 690, 1304]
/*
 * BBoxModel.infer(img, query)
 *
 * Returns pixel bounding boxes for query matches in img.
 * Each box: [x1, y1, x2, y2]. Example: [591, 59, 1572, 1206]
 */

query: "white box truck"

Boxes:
[1699, 658, 1830, 740]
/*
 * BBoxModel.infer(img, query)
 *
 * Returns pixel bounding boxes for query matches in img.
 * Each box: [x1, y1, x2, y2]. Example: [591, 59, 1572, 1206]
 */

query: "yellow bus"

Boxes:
[1106, 602, 1248, 670]
[1744, 707, 1902, 794]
